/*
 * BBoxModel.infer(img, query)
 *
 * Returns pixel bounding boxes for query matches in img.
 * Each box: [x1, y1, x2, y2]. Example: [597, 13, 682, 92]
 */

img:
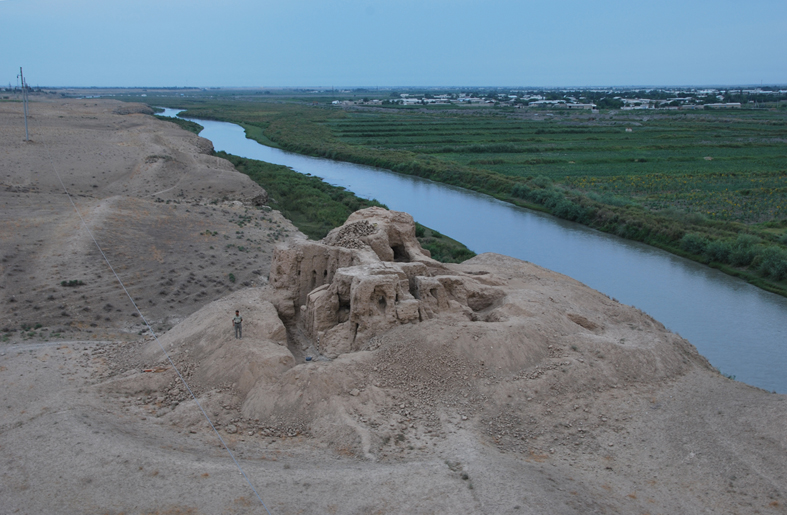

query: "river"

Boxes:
[159, 108, 787, 393]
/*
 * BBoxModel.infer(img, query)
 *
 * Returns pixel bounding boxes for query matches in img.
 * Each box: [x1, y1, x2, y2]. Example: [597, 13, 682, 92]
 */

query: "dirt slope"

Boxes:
[0, 99, 299, 341]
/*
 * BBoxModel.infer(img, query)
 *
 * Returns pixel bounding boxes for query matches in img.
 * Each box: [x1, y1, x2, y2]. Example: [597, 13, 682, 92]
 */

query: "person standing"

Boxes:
[232, 310, 243, 339]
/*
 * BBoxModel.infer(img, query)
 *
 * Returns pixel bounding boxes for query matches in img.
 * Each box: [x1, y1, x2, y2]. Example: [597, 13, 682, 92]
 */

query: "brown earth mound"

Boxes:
[96, 208, 787, 514]
[110, 208, 711, 460]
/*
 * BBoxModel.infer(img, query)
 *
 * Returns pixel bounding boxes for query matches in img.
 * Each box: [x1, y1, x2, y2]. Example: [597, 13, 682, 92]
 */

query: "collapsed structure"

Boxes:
[269, 207, 504, 357]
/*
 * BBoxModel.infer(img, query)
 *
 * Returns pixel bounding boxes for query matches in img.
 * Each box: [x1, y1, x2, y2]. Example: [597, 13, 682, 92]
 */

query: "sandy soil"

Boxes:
[1, 99, 786, 515]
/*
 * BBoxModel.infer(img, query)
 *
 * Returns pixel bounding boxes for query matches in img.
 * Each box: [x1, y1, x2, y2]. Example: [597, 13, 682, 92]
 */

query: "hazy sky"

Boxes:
[2, 0, 786, 88]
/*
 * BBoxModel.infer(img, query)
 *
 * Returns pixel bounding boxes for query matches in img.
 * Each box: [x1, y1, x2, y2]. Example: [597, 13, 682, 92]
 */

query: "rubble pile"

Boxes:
[331, 220, 377, 249]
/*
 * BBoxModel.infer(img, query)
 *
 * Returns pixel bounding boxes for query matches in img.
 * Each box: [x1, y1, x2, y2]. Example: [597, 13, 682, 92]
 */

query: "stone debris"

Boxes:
[332, 220, 377, 249]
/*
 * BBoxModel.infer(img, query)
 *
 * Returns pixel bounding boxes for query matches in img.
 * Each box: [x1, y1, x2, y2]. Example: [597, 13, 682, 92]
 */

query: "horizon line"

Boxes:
[15, 83, 787, 91]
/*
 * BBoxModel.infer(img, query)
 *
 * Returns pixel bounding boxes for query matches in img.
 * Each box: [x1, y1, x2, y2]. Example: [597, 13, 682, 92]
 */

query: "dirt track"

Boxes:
[1, 99, 786, 514]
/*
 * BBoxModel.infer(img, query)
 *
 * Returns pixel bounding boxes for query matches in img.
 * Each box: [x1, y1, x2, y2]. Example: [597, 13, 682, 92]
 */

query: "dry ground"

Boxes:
[0, 98, 297, 342]
[1, 99, 785, 515]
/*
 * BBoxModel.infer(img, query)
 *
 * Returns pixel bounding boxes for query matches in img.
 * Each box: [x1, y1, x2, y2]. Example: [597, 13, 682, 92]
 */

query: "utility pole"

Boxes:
[19, 67, 29, 141]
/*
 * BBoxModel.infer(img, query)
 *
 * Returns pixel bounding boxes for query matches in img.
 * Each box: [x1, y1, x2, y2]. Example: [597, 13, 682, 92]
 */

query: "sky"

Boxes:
[2, 0, 786, 88]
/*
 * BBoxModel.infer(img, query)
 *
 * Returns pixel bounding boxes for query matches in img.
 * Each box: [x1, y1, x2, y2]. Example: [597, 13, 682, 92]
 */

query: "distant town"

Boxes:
[3, 85, 786, 110]
[328, 87, 787, 110]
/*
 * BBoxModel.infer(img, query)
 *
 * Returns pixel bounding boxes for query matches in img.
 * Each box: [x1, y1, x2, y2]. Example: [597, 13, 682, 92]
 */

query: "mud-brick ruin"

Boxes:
[270, 207, 505, 357]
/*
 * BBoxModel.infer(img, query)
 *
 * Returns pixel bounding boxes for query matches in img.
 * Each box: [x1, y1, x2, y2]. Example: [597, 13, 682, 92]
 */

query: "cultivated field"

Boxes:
[330, 109, 787, 223]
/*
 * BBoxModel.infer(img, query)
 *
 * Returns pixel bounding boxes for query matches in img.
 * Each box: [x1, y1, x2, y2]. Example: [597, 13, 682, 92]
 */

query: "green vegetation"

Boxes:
[154, 115, 203, 135]
[415, 223, 476, 263]
[140, 98, 786, 294]
[61, 280, 85, 287]
[219, 152, 475, 262]
[219, 152, 386, 239]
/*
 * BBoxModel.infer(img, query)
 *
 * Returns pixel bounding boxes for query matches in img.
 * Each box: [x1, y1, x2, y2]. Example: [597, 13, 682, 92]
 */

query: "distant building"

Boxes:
[704, 103, 742, 109]
[529, 100, 566, 107]
[621, 98, 655, 110]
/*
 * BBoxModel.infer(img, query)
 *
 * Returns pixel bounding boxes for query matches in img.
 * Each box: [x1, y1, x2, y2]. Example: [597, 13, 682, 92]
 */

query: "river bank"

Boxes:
[155, 107, 787, 394]
[156, 100, 787, 299]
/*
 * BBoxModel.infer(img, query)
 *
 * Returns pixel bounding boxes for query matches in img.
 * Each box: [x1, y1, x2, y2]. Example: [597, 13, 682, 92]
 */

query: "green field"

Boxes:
[135, 97, 787, 295]
[325, 109, 787, 221]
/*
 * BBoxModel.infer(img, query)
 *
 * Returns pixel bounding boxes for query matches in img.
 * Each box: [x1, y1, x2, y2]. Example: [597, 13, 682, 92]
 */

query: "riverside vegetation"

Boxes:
[147, 99, 787, 295]
[153, 112, 204, 134]
[150, 106, 474, 262]
[218, 152, 475, 263]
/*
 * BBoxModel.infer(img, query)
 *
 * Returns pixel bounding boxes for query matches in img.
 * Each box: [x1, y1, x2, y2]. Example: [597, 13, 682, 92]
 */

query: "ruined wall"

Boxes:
[269, 208, 506, 357]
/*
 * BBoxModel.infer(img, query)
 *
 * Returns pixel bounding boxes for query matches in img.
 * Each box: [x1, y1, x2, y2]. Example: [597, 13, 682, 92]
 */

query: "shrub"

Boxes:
[704, 239, 731, 262]
[680, 233, 708, 255]
[553, 199, 587, 222]
[530, 187, 563, 209]
[530, 175, 553, 189]
[758, 246, 787, 280]
[511, 183, 532, 200]
[729, 234, 761, 266]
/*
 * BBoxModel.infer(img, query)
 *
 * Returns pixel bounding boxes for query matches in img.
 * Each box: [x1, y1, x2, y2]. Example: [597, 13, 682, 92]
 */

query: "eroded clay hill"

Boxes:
[107, 207, 711, 460]
[0, 99, 298, 341]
